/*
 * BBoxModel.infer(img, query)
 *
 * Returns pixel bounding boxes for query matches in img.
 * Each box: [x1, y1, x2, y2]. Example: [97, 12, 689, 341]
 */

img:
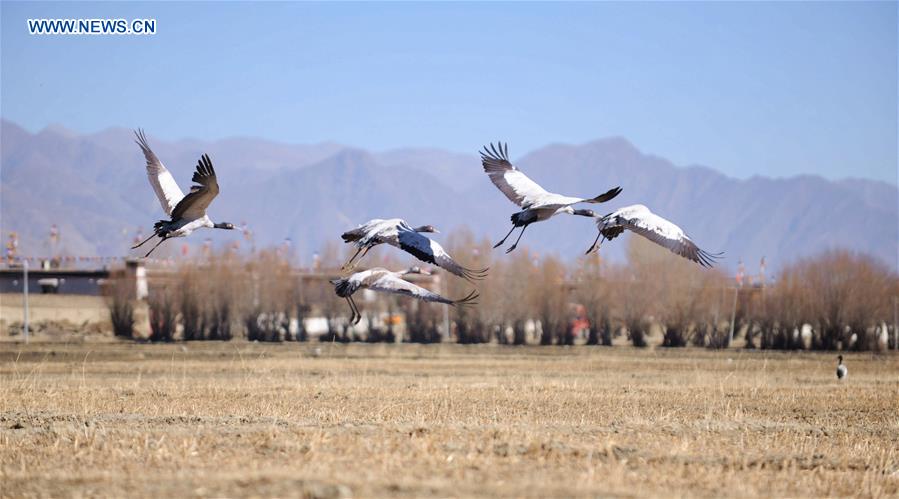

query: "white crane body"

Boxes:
[587, 204, 721, 267]
[331, 267, 478, 324]
[341, 218, 487, 281]
[132, 129, 234, 257]
[480, 142, 621, 253]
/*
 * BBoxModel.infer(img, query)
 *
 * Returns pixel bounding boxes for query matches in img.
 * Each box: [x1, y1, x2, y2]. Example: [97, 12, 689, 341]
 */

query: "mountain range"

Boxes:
[1, 119, 896, 272]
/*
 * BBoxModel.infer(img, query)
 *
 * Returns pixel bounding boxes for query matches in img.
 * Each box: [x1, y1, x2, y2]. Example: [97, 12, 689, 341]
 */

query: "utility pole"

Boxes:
[437, 273, 449, 341]
[714, 284, 724, 326]
[443, 301, 450, 343]
[23, 259, 30, 344]
[728, 286, 738, 347]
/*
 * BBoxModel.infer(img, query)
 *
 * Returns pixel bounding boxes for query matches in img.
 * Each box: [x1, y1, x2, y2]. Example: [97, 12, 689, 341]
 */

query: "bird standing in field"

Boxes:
[340, 218, 488, 281]
[131, 130, 235, 257]
[836, 355, 847, 380]
[481, 142, 622, 253]
[331, 267, 479, 324]
[585, 204, 722, 267]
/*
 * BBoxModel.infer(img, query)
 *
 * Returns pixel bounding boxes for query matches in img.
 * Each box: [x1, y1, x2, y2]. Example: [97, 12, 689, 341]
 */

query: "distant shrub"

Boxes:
[106, 277, 134, 338]
[147, 286, 176, 342]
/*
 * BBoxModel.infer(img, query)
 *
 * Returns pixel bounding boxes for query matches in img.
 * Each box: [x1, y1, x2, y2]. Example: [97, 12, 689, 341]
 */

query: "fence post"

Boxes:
[23, 259, 30, 344]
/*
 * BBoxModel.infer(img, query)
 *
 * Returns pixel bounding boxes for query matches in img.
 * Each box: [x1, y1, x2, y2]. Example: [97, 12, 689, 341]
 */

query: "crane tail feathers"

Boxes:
[152, 219, 175, 237]
[331, 278, 353, 297]
[341, 229, 364, 243]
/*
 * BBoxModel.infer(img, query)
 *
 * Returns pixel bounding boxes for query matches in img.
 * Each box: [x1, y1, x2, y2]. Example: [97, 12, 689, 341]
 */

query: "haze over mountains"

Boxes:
[1, 119, 896, 272]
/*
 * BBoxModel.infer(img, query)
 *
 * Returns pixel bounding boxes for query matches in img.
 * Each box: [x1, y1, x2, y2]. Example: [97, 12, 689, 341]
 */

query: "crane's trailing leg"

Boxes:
[585, 234, 606, 255]
[131, 232, 156, 250]
[493, 225, 517, 249]
[341, 247, 365, 271]
[345, 297, 358, 325]
[348, 296, 362, 325]
[344, 246, 372, 271]
[505, 224, 529, 254]
[144, 236, 170, 258]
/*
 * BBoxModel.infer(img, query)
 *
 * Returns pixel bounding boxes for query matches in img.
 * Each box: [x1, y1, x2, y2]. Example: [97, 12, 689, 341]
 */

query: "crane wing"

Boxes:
[342, 218, 388, 245]
[366, 273, 457, 304]
[396, 229, 488, 281]
[531, 186, 623, 210]
[135, 129, 185, 216]
[608, 208, 721, 267]
[481, 143, 622, 210]
[481, 142, 551, 208]
[171, 154, 220, 221]
[330, 269, 380, 298]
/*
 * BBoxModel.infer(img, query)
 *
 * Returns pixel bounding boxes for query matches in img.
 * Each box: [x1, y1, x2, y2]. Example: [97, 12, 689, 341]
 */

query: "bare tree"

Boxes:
[177, 264, 204, 341]
[575, 254, 614, 346]
[499, 250, 536, 345]
[147, 284, 177, 342]
[444, 228, 494, 344]
[106, 227, 899, 353]
[528, 255, 569, 345]
[105, 275, 135, 338]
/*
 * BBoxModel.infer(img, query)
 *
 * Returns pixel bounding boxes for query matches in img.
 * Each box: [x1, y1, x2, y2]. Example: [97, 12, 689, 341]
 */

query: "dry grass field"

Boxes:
[1, 342, 897, 498]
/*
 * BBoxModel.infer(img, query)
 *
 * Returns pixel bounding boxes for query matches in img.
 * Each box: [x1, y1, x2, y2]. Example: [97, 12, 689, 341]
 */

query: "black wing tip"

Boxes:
[203, 153, 213, 167]
[453, 289, 480, 307]
[193, 154, 216, 179]
[461, 266, 490, 282]
[591, 186, 623, 203]
[696, 249, 724, 268]
[480, 141, 510, 165]
[134, 128, 151, 150]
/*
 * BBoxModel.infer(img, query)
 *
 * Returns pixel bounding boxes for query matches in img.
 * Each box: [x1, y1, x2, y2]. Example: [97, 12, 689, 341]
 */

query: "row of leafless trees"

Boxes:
[739, 250, 897, 351]
[106, 228, 898, 350]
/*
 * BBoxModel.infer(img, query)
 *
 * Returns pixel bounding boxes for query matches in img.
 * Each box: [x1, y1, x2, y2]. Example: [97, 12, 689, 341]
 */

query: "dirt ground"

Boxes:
[1, 342, 897, 498]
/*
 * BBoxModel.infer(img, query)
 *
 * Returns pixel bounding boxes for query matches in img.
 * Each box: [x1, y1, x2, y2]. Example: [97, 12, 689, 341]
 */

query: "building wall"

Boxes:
[0, 293, 110, 325]
[0, 270, 108, 295]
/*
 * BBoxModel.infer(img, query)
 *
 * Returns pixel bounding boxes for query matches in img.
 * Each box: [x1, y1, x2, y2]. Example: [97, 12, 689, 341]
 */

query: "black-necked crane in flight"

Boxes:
[481, 142, 622, 253]
[131, 129, 235, 257]
[331, 267, 479, 325]
[340, 218, 488, 281]
[585, 204, 722, 267]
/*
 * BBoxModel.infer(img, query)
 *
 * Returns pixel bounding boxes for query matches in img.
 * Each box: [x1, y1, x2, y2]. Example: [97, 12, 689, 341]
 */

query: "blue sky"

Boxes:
[2, 2, 896, 184]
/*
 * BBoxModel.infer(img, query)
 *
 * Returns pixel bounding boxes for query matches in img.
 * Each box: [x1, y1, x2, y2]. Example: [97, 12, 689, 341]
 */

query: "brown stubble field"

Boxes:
[1, 342, 897, 498]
